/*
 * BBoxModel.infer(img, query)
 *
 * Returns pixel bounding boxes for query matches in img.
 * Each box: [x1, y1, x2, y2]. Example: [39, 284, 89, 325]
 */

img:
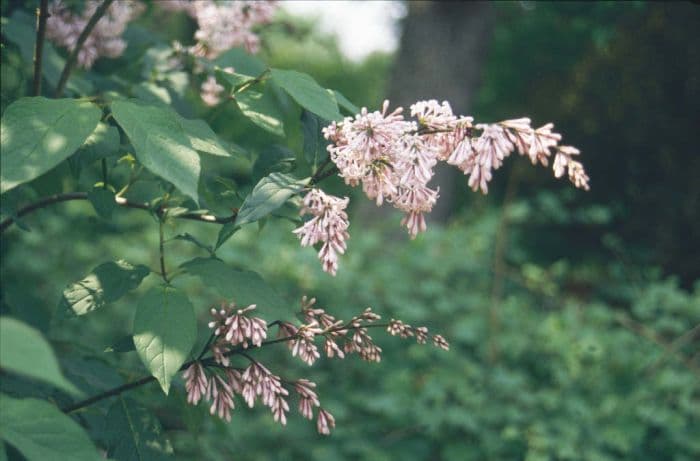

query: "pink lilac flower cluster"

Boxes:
[292, 189, 350, 276]
[159, 0, 277, 58]
[199, 67, 234, 107]
[46, 0, 144, 69]
[322, 100, 590, 240]
[182, 296, 448, 434]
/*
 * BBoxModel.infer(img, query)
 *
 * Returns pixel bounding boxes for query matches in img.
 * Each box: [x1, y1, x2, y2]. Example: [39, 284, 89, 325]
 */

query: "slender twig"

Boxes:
[0, 193, 237, 233]
[32, 0, 49, 96]
[60, 322, 391, 413]
[54, 0, 114, 97]
[309, 156, 334, 185]
[158, 218, 169, 283]
[309, 165, 339, 186]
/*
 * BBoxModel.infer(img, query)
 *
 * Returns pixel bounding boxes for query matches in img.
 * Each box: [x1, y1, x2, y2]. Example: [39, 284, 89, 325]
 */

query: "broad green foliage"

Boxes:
[332, 90, 360, 114]
[76, 122, 121, 164]
[178, 117, 231, 158]
[59, 260, 150, 316]
[87, 187, 117, 220]
[236, 173, 309, 227]
[234, 81, 286, 137]
[181, 257, 288, 318]
[133, 286, 196, 394]
[110, 100, 204, 203]
[215, 68, 258, 92]
[104, 397, 173, 460]
[215, 47, 267, 76]
[0, 97, 101, 193]
[270, 68, 343, 122]
[0, 395, 99, 461]
[0, 317, 81, 395]
[301, 110, 328, 167]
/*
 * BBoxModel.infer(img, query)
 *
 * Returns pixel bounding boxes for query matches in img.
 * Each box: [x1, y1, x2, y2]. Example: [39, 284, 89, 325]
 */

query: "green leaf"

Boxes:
[111, 99, 202, 202]
[87, 187, 117, 220]
[179, 117, 231, 157]
[215, 222, 240, 250]
[301, 110, 329, 166]
[0, 317, 81, 396]
[133, 82, 172, 105]
[332, 89, 360, 114]
[172, 232, 214, 255]
[133, 286, 196, 394]
[235, 83, 285, 137]
[236, 173, 309, 227]
[214, 47, 267, 76]
[252, 145, 296, 181]
[215, 68, 257, 93]
[181, 257, 288, 317]
[0, 97, 101, 194]
[59, 260, 150, 316]
[270, 68, 343, 121]
[0, 395, 100, 461]
[76, 122, 121, 164]
[105, 397, 173, 461]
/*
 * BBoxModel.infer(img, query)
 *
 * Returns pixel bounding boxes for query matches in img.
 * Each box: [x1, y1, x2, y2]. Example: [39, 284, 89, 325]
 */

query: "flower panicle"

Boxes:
[297, 99, 589, 274]
[182, 297, 449, 435]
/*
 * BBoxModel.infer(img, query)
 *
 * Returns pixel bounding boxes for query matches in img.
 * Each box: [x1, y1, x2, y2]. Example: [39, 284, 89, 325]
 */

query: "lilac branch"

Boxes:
[32, 0, 49, 96]
[54, 0, 114, 97]
[60, 322, 392, 414]
[0, 192, 237, 234]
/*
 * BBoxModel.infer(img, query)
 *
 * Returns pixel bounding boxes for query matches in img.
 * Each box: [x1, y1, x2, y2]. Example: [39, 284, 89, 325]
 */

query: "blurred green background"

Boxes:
[1, 2, 698, 460]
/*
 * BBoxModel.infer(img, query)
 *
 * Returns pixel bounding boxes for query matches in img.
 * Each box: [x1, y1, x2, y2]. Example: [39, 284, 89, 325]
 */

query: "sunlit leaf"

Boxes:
[234, 83, 285, 137]
[133, 286, 196, 394]
[59, 260, 150, 316]
[270, 68, 343, 121]
[0, 97, 101, 194]
[236, 173, 309, 227]
[111, 99, 202, 202]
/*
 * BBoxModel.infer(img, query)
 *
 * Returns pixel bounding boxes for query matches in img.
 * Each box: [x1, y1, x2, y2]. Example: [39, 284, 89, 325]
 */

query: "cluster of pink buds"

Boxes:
[159, 0, 277, 58]
[292, 189, 350, 276]
[182, 296, 448, 434]
[387, 319, 450, 351]
[321, 100, 589, 240]
[46, 0, 144, 69]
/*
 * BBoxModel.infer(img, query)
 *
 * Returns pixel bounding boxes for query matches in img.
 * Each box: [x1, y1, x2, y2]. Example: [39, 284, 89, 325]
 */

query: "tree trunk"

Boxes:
[359, 1, 495, 223]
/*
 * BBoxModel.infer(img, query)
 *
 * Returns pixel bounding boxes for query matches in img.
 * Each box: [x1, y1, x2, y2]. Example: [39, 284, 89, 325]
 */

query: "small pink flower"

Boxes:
[46, 0, 143, 69]
[183, 362, 208, 405]
[200, 76, 224, 106]
[207, 374, 235, 422]
[293, 189, 350, 276]
[162, 1, 278, 58]
[432, 334, 450, 351]
[317, 408, 336, 435]
[295, 379, 320, 420]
